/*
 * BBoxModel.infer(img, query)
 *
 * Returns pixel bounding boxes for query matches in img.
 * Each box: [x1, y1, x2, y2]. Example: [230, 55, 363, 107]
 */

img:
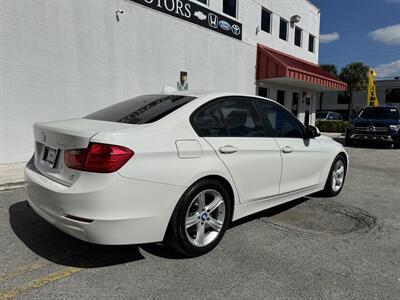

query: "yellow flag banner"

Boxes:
[367, 68, 379, 106]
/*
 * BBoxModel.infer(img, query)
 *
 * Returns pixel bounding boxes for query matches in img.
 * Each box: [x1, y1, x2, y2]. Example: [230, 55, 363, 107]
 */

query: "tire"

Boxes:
[165, 179, 232, 257]
[321, 155, 347, 197]
[393, 138, 400, 149]
[345, 137, 354, 147]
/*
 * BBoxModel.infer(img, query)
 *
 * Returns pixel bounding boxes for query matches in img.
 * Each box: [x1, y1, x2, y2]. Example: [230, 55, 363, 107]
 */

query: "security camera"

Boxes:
[115, 9, 124, 22]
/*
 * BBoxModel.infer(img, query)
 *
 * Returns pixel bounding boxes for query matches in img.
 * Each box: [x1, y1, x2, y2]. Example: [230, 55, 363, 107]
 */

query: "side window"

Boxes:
[192, 99, 267, 137]
[193, 104, 227, 137]
[218, 100, 265, 137]
[256, 101, 306, 138]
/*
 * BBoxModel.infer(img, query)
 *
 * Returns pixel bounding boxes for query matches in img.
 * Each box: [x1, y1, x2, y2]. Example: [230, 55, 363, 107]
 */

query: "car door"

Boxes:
[256, 100, 325, 194]
[192, 97, 282, 204]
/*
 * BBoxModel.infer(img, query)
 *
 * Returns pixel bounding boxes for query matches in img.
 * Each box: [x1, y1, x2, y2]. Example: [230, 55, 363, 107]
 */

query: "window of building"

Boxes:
[337, 91, 350, 104]
[279, 18, 288, 41]
[223, 0, 237, 18]
[386, 88, 400, 103]
[308, 34, 315, 52]
[261, 8, 271, 33]
[256, 101, 306, 138]
[258, 87, 268, 98]
[294, 27, 302, 47]
[277, 90, 285, 106]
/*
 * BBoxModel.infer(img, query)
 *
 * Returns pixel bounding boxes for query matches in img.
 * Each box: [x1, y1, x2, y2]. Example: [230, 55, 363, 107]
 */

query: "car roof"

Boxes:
[163, 90, 253, 97]
[155, 91, 288, 118]
[163, 90, 279, 102]
[362, 105, 399, 110]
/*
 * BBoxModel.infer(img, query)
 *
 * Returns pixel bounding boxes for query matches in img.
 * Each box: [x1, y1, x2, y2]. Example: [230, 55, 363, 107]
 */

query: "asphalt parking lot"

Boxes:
[1, 144, 399, 299]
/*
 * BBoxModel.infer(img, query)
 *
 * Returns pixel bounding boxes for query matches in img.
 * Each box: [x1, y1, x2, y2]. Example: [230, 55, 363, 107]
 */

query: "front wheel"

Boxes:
[321, 155, 347, 197]
[393, 138, 400, 149]
[165, 179, 231, 257]
[345, 137, 354, 147]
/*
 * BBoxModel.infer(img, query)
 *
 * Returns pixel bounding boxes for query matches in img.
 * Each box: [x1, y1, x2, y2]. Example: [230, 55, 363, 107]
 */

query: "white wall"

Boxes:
[0, 0, 256, 163]
[0, 0, 320, 164]
[240, 0, 320, 64]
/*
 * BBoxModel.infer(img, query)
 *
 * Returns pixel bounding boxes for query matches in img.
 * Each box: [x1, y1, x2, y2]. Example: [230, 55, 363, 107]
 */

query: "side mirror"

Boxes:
[306, 125, 321, 138]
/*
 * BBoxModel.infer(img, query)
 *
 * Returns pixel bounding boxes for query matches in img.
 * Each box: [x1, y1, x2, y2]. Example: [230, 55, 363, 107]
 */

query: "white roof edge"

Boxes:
[305, 0, 320, 12]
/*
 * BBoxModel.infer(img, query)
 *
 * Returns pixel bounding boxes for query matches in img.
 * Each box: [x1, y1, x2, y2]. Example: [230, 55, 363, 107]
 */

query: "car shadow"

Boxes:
[8, 201, 190, 267]
[229, 197, 310, 229]
[9, 197, 313, 265]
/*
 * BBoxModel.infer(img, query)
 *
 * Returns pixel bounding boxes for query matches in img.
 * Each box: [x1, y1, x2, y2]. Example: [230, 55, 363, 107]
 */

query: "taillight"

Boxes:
[64, 143, 134, 173]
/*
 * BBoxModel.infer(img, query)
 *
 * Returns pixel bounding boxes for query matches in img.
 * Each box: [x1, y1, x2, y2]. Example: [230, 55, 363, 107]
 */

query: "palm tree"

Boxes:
[319, 64, 339, 110]
[320, 64, 338, 77]
[339, 62, 369, 120]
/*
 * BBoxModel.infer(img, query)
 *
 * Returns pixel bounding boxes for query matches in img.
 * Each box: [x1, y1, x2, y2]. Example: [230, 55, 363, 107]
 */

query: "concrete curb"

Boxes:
[321, 132, 345, 138]
[0, 162, 26, 191]
[0, 182, 26, 191]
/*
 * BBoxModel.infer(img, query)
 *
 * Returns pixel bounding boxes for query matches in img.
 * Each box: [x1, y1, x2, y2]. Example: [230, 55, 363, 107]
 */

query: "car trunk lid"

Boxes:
[33, 118, 134, 186]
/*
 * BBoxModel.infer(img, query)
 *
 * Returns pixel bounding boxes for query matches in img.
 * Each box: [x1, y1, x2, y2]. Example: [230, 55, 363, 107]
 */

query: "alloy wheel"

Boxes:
[331, 160, 345, 192]
[185, 189, 226, 247]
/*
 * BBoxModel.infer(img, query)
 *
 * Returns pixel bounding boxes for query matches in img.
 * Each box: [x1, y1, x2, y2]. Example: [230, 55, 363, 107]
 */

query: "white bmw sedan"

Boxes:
[25, 92, 348, 256]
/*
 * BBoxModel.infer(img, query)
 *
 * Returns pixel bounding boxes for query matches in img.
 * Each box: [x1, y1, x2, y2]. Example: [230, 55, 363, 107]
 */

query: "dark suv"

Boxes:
[345, 106, 400, 148]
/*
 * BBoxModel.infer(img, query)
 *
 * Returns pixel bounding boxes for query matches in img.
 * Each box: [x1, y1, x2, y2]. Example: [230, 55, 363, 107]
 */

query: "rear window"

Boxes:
[358, 107, 399, 120]
[85, 94, 196, 124]
[316, 112, 328, 119]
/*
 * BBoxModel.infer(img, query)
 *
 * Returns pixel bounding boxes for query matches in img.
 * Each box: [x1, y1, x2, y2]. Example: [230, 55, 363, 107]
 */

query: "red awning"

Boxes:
[256, 44, 347, 91]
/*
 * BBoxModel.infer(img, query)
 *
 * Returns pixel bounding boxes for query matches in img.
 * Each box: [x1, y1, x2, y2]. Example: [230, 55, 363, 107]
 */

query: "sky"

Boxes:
[312, 0, 400, 78]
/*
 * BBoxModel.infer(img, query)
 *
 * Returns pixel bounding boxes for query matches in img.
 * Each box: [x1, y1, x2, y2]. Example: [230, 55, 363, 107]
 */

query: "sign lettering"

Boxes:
[129, 0, 242, 40]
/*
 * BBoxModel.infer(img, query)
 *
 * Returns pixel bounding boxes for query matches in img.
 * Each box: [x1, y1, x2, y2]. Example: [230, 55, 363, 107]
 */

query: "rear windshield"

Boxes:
[316, 112, 328, 119]
[85, 94, 196, 124]
[358, 107, 399, 120]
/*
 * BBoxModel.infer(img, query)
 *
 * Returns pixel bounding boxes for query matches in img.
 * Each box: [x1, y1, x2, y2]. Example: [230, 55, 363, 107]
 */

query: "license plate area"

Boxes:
[42, 146, 59, 168]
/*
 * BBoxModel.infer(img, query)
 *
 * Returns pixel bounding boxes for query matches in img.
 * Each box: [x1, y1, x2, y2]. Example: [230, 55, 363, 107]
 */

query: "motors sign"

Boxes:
[129, 0, 242, 40]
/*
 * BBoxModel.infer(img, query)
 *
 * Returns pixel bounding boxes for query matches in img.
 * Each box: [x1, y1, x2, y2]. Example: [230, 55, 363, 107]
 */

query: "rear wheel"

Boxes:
[345, 137, 354, 147]
[321, 155, 347, 197]
[166, 179, 231, 257]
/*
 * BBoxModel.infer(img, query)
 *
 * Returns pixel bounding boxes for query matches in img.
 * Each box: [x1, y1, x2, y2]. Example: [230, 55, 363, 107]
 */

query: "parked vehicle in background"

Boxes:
[25, 92, 348, 256]
[345, 106, 400, 148]
[316, 111, 342, 121]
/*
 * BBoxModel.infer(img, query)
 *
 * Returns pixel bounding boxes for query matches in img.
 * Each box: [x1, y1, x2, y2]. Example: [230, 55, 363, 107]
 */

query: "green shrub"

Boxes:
[315, 120, 348, 133]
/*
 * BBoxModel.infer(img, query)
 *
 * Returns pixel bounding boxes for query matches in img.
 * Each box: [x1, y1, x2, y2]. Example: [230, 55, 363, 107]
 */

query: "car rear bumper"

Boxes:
[24, 160, 186, 245]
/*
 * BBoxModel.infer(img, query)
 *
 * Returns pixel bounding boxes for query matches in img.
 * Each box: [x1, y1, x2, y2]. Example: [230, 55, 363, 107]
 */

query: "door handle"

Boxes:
[281, 146, 293, 153]
[219, 145, 238, 154]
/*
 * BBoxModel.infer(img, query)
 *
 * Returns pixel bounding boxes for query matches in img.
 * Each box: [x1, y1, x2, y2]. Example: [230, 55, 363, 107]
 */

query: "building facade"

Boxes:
[320, 78, 400, 117]
[0, 0, 346, 164]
